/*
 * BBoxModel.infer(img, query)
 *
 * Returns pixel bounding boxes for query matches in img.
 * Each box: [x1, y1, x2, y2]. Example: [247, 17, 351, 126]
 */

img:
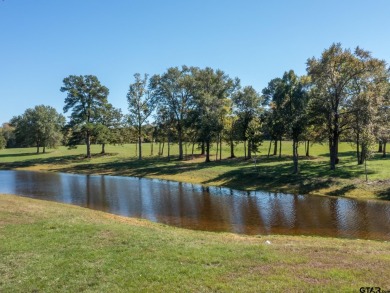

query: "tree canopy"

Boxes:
[61, 75, 109, 158]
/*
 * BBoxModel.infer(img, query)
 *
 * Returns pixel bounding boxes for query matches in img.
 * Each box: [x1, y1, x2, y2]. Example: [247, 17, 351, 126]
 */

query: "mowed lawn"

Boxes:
[1, 194, 390, 292]
[1, 141, 389, 199]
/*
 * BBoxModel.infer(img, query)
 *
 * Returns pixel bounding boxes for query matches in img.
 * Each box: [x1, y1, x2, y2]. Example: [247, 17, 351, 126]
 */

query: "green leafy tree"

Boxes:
[95, 103, 123, 154]
[1, 123, 16, 148]
[307, 43, 386, 170]
[0, 131, 6, 149]
[61, 75, 109, 158]
[10, 105, 65, 153]
[376, 102, 390, 157]
[127, 73, 156, 160]
[262, 77, 288, 158]
[233, 86, 262, 159]
[348, 67, 389, 164]
[282, 71, 310, 174]
[263, 71, 309, 173]
[192, 67, 239, 162]
[150, 66, 196, 160]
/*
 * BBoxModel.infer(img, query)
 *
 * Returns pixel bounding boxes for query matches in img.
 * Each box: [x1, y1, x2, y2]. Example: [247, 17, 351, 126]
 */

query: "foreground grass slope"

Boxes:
[1, 141, 390, 199]
[1, 194, 389, 292]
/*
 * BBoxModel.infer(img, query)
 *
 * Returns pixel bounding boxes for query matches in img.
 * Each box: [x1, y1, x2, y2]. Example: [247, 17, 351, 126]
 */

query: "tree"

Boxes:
[233, 86, 262, 159]
[307, 43, 387, 170]
[262, 77, 288, 158]
[282, 71, 310, 174]
[0, 131, 6, 149]
[150, 66, 196, 160]
[192, 67, 239, 162]
[1, 123, 16, 148]
[376, 103, 390, 158]
[127, 73, 156, 160]
[10, 105, 65, 153]
[349, 75, 388, 165]
[95, 103, 123, 154]
[222, 113, 240, 158]
[262, 71, 309, 173]
[61, 75, 109, 158]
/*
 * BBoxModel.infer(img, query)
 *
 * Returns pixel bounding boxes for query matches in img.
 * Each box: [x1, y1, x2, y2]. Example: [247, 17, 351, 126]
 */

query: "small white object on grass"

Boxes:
[265, 240, 271, 245]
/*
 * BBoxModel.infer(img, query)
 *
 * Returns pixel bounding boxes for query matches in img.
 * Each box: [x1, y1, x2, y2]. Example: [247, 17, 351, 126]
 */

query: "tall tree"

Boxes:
[127, 73, 155, 160]
[262, 77, 288, 158]
[282, 71, 310, 173]
[263, 71, 309, 173]
[0, 130, 6, 149]
[192, 67, 239, 162]
[233, 86, 262, 159]
[95, 103, 123, 154]
[307, 43, 387, 170]
[150, 66, 196, 160]
[376, 101, 390, 158]
[61, 75, 109, 158]
[348, 66, 389, 164]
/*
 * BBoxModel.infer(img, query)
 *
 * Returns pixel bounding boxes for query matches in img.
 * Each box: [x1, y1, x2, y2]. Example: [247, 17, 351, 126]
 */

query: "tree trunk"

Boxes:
[201, 141, 205, 155]
[230, 139, 235, 158]
[178, 125, 183, 160]
[247, 139, 252, 160]
[86, 132, 91, 158]
[192, 142, 195, 159]
[305, 140, 310, 157]
[273, 139, 277, 156]
[383, 142, 387, 158]
[279, 138, 282, 158]
[292, 139, 299, 174]
[161, 141, 165, 156]
[330, 131, 339, 170]
[219, 135, 222, 161]
[356, 132, 360, 165]
[135, 141, 138, 157]
[205, 139, 211, 162]
[244, 140, 247, 160]
[359, 145, 366, 165]
[43, 145, 46, 154]
[101, 143, 105, 154]
[151, 142, 153, 156]
[138, 127, 142, 160]
[267, 140, 272, 158]
[378, 141, 383, 153]
[215, 135, 219, 161]
[167, 134, 171, 161]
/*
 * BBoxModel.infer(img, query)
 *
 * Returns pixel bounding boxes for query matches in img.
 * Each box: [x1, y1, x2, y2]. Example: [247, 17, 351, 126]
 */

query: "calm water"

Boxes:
[0, 170, 389, 240]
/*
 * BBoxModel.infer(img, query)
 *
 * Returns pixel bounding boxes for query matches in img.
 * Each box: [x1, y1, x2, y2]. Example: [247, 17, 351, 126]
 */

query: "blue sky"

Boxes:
[1, 0, 390, 123]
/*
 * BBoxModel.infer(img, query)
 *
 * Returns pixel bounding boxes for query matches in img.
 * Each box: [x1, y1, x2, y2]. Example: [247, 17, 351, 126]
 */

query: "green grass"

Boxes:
[1, 141, 390, 199]
[1, 194, 390, 292]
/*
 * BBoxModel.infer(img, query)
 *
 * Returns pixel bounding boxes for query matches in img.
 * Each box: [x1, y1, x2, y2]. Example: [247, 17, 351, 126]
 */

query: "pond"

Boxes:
[0, 170, 389, 240]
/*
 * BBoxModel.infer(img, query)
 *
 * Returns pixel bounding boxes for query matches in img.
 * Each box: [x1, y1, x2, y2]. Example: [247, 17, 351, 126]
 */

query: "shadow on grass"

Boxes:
[0, 152, 44, 158]
[0, 154, 85, 170]
[200, 157, 371, 194]
[377, 189, 390, 200]
[56, 155, 217, 178]
[326, 185, 356, 197]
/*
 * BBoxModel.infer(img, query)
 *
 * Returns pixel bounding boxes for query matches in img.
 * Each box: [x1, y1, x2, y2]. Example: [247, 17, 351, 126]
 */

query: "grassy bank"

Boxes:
[1, 194, 389, 292]
[1, 141, 390, 200]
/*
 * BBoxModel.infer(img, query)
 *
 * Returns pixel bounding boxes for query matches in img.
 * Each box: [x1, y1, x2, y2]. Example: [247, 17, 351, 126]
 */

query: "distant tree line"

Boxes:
[1, 43, 389, 173]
